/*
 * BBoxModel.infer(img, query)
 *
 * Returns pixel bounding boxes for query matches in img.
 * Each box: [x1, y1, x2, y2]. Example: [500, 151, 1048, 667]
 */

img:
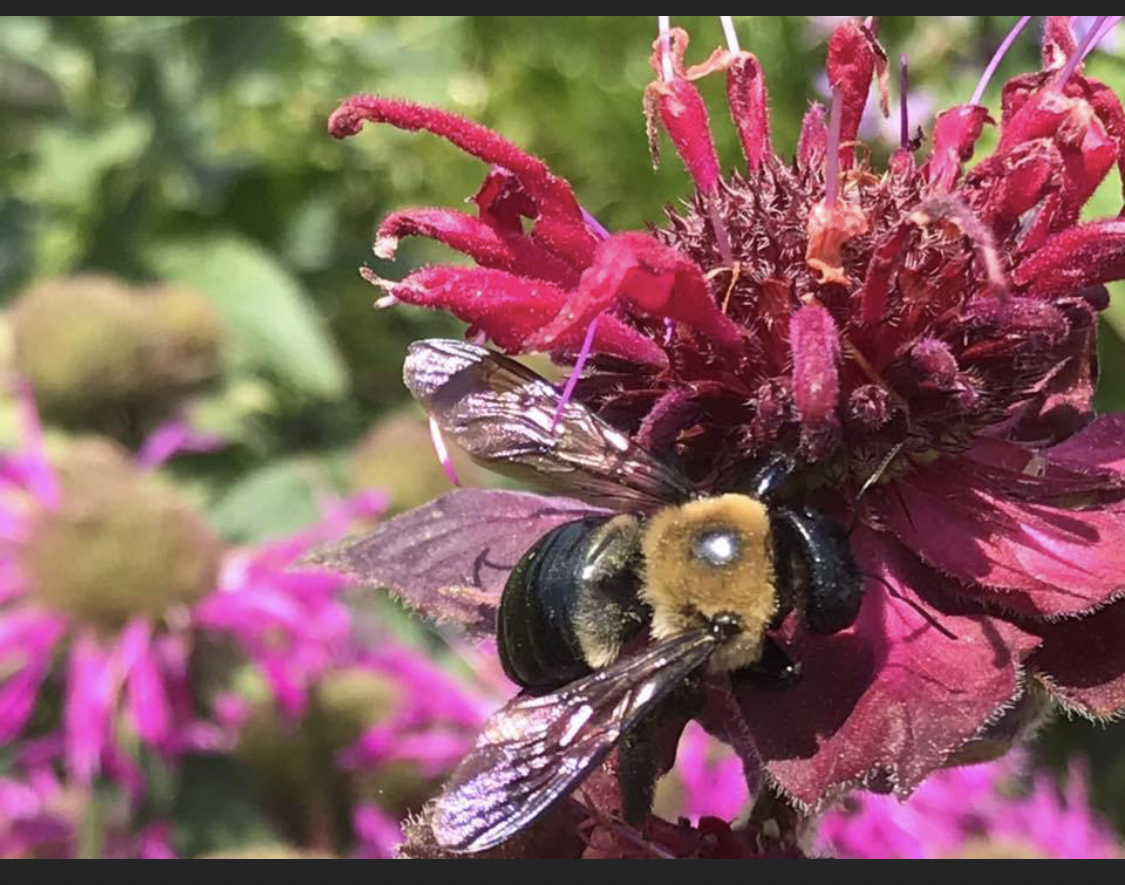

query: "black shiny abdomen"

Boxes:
[771, 507, 864, 635]
[498, 516, 647, 690]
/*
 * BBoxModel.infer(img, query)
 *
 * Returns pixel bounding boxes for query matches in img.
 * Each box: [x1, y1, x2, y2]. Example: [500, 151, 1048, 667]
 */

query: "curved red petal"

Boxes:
[329, 95, 587, 228]
[927, 105, 992, 191]
[526, 233, 741, 353]
[874, 448, 1125, 618]
[825, 20, 885, 170]
[1015, 219, 1125, 296]
[377, 209, 580, 287]
[725, 53, 772, 172]
[734, 529, 1038, 807]
[646, 78, 722, 194]
[1028, 598, 1125, 718]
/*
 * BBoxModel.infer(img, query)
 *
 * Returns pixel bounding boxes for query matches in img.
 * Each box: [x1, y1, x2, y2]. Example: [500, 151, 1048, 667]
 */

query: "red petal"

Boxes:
[1028, 599, 1125, 718]
[1049, 413, 1125, 473]
[927, 105, 991, 191]
[1014, 219, 1125, 297]
[1041, 16, 1078, 71]
[797, 103, 827, 169]
[789, 304, 840, 427]
[376, 209, 579, 287]
[825, 20, 885, 170]
[329, 95, 588, 228]
[725, 53, 772, 172]
[735, 530, 1038, 806]
[470, 167, 539, 233]
[856, 218, 913, 324]
[645, 78, 722, 194]
[389, 265, 667, 366]
[998, 91, 1115, 221]
[874, 449, 1125, 618]
[525, 233, 742, 353]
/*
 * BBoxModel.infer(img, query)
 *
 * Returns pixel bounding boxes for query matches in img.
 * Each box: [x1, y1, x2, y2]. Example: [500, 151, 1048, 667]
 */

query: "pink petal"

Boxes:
[64, 631, 120, 785]
[328, 95, 585, 227]
[647, 75, 721, 193]
[120, 620, 172, 747]
[734, 529, 1039, 807]
[387, 265, 669, 367]
[874, 449, 1125, 618]
[1028, 599, 1125, 717]
[0, 613, 64, 741]
[1014, 219, 1125, 297]
[825, 20, 885, 170]
[354, 804, 403, 859]
[797, 103, 828, 168]
[525, 233, 742, 353]
[790, 304, 841, 457]
[927, 105, 991, 191]
[135, 419, 224, 470]
[375, 208, 580, 288]
[725, 53, 772, 172]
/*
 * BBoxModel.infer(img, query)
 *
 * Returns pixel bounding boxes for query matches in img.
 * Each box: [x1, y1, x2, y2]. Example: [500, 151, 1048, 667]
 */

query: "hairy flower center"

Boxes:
[19, 442, 222, 629]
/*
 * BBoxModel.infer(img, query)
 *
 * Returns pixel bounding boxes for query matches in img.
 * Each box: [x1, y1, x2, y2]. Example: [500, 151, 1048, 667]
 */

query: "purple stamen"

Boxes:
[708, 200, 735, 267]
[825, 87, 844, 207]
[658, 16, 674, 83]
[551, 315, 600, 433]
[969, 15, 1032, 106]
[1056, 15, 1107, 90]
[428, 416, 461, 487]
[899, 54, 910, 149]
[720, 15, 741, 55]
[581, 207, 611, 241]
[1081, 16, 1122, 60]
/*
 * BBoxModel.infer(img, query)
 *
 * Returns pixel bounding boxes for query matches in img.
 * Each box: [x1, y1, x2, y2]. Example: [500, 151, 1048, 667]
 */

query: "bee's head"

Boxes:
[640, 494, 777, 672]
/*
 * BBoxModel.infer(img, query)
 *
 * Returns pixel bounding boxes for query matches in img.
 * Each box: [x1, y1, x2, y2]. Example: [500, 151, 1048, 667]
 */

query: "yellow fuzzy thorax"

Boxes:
[640, 494, 776, 672]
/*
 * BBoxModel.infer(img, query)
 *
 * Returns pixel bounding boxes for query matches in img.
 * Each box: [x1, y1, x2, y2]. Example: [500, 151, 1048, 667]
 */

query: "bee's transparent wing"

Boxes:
[404, 339, 695, 512]
[431, 629, 718, 853]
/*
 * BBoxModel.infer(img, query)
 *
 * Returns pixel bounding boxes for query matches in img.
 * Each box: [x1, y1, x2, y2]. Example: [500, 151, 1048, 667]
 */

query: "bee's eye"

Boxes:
[691, 529, 741, 568]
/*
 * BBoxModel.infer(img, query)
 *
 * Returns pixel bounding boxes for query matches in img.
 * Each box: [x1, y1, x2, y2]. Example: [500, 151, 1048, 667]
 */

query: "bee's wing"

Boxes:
[404, 339, 695, 512]
[431, 628, 718, 853]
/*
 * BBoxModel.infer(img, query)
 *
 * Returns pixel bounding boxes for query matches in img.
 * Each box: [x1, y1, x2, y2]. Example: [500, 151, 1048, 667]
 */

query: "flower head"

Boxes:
[328, 16, 1125, 852]
[0, 387, 383, 792]
[818, 751, 1121, 859]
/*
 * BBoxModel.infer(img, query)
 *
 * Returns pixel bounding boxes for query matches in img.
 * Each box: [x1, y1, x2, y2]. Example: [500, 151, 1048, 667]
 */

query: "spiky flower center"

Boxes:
[20, 442, 222, 629]
[576, 156, 1092, 490]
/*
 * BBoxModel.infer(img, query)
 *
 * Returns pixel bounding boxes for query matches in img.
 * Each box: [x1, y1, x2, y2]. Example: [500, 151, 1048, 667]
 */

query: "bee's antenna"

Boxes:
[862, 571, 958, 640]
[847, 440, 905, 536]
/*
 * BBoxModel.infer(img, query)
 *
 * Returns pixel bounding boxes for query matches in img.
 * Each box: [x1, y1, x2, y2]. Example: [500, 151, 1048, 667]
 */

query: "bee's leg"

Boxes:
[616, 717, 661, 826]
[616, 684, 704, 825]
[740, 636, 801, 690]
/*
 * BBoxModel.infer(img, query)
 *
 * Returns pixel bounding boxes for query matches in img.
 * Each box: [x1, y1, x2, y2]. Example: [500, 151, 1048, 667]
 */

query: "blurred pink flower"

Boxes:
[818, 753, 1121, 859]
[0, 387, 384, 792]
[0, 761, 175, 858]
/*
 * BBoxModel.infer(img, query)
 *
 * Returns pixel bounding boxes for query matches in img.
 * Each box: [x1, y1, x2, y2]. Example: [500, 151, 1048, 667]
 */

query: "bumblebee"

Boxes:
[402, 339, 864, 853]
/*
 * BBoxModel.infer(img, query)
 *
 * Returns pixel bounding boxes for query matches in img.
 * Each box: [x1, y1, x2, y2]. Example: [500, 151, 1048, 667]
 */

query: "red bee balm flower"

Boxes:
[328, 16, 1125, 855]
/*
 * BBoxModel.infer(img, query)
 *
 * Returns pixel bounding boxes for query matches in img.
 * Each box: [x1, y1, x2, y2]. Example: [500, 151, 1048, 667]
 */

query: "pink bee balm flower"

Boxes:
[0, 387, 384, 790]
[818, 753, 1121, 859]
[327, 16, 1125, 855]
[0, 762, 176, 858]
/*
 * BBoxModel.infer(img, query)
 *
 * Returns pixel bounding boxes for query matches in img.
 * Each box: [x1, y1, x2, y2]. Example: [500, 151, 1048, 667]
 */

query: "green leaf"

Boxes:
[208, 458, 325, 544]
[146, 235, 348, 398]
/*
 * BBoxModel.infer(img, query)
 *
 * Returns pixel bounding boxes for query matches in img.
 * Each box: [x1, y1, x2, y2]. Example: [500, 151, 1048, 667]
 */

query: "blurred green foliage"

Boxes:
[2, 15, 1125, 838]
